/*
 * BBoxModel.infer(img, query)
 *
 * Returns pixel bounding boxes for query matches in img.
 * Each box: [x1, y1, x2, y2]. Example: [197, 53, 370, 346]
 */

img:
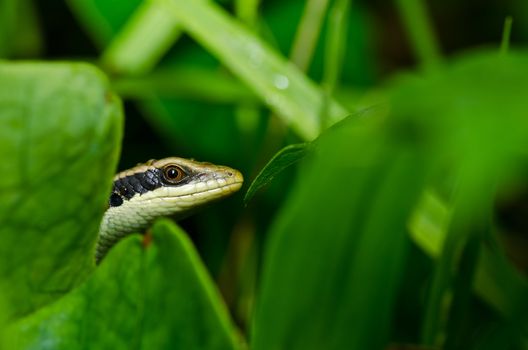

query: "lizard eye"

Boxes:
[163, 165, 185, 183]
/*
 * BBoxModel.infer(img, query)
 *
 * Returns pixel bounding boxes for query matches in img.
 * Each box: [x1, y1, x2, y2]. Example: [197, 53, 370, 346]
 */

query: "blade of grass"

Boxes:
[500, 16, 513, 55]
[289, 0, 331, 72]
[321, 0, 350, 127]
[443, 235, 481, 349]
[0, 0, 42, 58]
[394, 0, 442, 71]
[235, 0, 261, 28]
[157, 0, 349, 140]
[101, 0, 182, 75]
[322, 0, 349, 92]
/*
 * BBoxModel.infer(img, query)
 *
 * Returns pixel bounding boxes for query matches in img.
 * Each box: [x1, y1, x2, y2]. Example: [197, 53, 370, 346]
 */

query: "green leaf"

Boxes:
[387, 50, 528, 345]
[244, 142, 310, 205]
[252, 114, 427, 350]
[0, 0, 42, 58]
[7, 220, 241, 350]
[395, 0, 441, 71]
[101, 0, 183, 75]
[410, 190, 528, 324]
[0, 62, 123, 319]
[112, 66, 257, 103]
[70, 0, 350, 139]
[156, 0, 349, 140]
[244, 105, 386, 205]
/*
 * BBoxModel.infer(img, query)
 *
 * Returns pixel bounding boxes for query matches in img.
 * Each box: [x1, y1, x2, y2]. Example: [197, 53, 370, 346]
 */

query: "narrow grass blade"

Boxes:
[395, 0, 442, 71]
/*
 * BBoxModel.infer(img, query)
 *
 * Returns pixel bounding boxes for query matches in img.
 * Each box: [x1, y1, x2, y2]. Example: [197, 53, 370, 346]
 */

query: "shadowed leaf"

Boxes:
[0, 62, 123, 320]
[7, 220, 241, 350]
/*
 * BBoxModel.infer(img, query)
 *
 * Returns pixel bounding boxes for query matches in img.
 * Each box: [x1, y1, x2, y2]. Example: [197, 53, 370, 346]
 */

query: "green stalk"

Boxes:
[235, 0, 261, 28]
[500, 16, 513, 55]
[289, 0, 331, 72]
[321, 0, 350, 127]
[395, 0, 442, 71]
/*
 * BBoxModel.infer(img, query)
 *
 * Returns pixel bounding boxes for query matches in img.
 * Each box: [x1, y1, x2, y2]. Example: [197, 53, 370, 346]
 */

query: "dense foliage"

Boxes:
[1, 0, 527, 349]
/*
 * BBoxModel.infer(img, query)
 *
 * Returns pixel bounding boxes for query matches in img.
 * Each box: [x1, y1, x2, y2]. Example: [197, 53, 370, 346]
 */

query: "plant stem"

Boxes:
[289, 0, 331, 72]
[395, 0, 442, 71]
[500, 16, 513, 55]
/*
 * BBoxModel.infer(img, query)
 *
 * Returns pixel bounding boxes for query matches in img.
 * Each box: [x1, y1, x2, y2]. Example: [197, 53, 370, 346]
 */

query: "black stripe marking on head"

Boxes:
[108, 166, 198, 207]
[113, 168, 163, 201]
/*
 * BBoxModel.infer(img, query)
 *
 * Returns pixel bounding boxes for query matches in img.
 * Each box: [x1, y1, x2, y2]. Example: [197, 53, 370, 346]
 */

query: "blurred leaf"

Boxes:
[244, 142, 310, 205]
[157, 0, 349, 140]
[101, 0, 183, 75]
[69, 0, 351, 139]
[67, 0, 142, 46]
[395, 0, 442, 71]
[500, 16, 513, 55]
[289, 0, 330, 72]
[0, 62, 123, 319]
[322, 0, 348, 92]
[68, 0, 251, 165]
[475, 246, 528, 323]
[113, 66, 257, 103]
[0, 0, 42, 58]
[245, 104, 386, 205]
[410, 190, 528, 324]
[264, 0, 375, 88]
[252, 112, 427, 350]
[409, 190, 450, 257]
[7, 220, 241, 350]
[387, 50, 528, 345]
[234, 0, 260, 27]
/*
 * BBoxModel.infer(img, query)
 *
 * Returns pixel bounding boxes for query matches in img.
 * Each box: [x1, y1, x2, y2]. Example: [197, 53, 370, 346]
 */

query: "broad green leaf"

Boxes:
[0, 62, 123, 319]
[244, 142, 310, 205]
[252, 113, 427, 350]
[8, 219, 241, 350]
[157, 0, 349, 140]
